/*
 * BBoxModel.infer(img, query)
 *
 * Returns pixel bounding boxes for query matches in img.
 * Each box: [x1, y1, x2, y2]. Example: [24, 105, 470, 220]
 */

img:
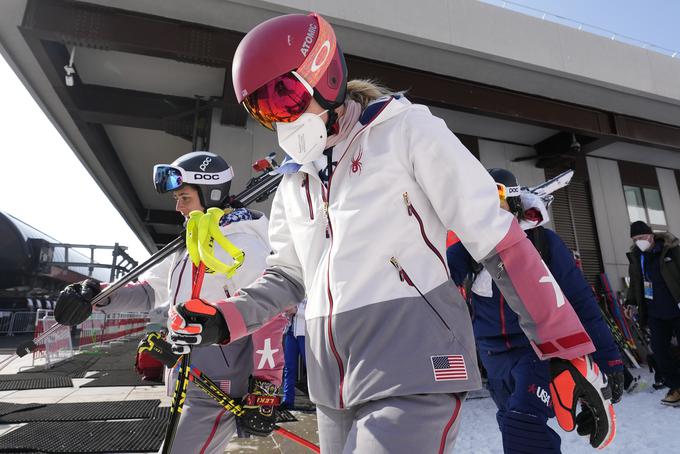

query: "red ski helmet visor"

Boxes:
[243, 71, 314, 130]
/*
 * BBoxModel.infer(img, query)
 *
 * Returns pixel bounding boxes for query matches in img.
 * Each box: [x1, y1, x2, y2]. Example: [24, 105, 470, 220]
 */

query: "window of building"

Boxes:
[623, 185, 667, 229]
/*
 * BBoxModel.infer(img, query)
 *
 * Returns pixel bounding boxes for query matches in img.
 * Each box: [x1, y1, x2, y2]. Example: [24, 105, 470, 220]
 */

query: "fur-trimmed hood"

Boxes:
[629, 231, 679, 254]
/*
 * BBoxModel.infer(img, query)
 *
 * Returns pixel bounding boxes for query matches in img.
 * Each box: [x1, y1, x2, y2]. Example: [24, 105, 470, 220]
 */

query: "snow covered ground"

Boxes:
[456, 368, 680, 453]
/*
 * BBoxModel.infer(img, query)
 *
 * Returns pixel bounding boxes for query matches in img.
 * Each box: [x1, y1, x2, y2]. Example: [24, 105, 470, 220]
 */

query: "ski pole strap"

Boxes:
[186, 208, 245, 277]
[200, 207, 245, 277]
[186, 211, 202, 268]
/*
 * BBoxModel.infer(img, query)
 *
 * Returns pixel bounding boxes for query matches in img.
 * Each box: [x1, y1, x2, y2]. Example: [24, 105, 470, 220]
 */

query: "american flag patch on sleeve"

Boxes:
[431, 355, 468, 381]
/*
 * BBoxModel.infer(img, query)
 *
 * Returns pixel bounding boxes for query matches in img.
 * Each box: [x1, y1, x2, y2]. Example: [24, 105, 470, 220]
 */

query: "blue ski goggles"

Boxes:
[153, 165, 184, 194]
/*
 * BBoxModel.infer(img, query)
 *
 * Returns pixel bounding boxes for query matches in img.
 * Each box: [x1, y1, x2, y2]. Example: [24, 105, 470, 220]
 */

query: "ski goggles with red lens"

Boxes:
[243, 72, 314, 130]
[496, 183, 521, 200]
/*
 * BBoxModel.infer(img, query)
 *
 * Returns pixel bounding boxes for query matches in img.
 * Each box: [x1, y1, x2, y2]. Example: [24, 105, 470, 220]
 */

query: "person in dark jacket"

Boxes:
[448, 168, 623, 454]
[625, 220, 680, 406]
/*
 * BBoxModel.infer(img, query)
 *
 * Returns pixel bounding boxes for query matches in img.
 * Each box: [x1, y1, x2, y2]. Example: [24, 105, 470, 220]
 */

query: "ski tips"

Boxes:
[16, 340, 38, 357]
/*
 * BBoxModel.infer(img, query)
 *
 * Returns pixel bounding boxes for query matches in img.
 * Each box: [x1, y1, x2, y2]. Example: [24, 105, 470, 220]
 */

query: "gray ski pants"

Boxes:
[159, 386, 237, 454]
[316, 393, 466, 454]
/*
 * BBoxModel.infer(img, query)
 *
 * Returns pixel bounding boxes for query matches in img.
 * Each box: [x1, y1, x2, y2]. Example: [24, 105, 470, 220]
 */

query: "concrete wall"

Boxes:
[590, 143, 680, 170]
[209, 109, 280, 215]
[83, 0, 680, 126]
[657, 168, 680, 237]
[477, 140, 551, 229]
[586, 156, 631, 292]
[587, 157, 680, 292]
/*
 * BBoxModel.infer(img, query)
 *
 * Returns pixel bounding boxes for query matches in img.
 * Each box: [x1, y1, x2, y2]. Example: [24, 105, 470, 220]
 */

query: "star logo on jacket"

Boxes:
[256, 338, 279, 369]
[538, 262, 565, 308]
[431, 355, 467, 381]
[350, 148, 363, 175]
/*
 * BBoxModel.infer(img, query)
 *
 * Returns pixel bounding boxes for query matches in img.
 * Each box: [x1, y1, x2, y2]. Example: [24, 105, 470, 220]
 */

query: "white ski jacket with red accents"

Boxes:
[216, 97, 594, 409]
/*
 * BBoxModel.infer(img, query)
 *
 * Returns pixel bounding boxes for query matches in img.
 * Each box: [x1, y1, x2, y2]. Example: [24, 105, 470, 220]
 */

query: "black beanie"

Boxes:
[630, 220, 653, 237]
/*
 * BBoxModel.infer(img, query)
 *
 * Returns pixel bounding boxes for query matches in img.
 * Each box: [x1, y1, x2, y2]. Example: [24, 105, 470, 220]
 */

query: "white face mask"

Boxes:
[276, 111, 328, 165]
[635, 239, 652, 251]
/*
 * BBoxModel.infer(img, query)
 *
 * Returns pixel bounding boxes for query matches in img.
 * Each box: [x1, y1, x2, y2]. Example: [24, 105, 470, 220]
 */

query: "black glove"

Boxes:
[549, 355, 616, 449]
[237, 378, 280, 437]
[54, 279, 101, 325]
[168, 298, 229, 354]
[608, 371, 624, 404]
[138, 332, 180, 368]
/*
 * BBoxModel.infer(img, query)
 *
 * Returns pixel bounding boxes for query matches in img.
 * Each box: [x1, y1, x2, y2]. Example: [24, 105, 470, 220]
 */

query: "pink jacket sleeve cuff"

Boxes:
[217, 300, 248, 342]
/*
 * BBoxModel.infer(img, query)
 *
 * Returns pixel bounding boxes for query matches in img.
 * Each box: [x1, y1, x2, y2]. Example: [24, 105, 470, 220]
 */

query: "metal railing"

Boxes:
[40, 242, 138, 281]
[31, 310, 150, 368]
[32, 309, 73, 367]
[0, 312, 38, 335]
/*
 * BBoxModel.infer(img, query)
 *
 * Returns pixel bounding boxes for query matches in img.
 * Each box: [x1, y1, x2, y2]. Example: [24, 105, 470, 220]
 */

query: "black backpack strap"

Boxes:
[463, 256, 483, 310]
[527, 226, 550, 263]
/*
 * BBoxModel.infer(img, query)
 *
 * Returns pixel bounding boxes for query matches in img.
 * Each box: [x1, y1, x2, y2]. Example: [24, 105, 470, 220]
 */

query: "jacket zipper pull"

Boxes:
[390, 257, 409, 284]
[402, 192, 413, 215]
[389, 257, 404, 282]
[323, 202, 330, 238]
[496, 262, 505, 280]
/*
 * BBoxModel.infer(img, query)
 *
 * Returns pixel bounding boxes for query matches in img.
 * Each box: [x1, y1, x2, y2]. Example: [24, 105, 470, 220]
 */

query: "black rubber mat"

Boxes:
[0, 419, 167, 453]
[20, 338, 143, 378]
[291, 388, 316, 412]
[0, 399, 161, 423]
[150, 406, 171, 420]
[0, 374, 72, 391]
[81, 369, 162, 387]
[276, 408, 298, 423]
[0, 373, 55, 381]
[19, 354, 99, 377]
[0, 402, 45, 417]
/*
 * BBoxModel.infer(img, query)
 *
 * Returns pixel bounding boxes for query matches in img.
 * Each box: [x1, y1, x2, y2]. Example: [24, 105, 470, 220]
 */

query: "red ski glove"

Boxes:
[168, 298, 229, 354]
[549, 355, 616, 449]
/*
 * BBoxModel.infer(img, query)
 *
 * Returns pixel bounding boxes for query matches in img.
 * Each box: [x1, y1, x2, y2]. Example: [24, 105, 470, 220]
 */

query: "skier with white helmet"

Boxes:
[167, 13, 616, 453]
[54, 151, 288, 453]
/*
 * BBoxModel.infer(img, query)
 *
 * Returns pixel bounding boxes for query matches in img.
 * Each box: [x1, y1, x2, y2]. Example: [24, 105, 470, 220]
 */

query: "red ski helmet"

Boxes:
[232, 13, 347, 130]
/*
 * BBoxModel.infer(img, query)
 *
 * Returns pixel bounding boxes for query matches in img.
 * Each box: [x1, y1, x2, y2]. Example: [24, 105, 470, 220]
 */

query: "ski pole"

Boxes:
[141, 333, 320, 453]
[162, 261, 206, 454]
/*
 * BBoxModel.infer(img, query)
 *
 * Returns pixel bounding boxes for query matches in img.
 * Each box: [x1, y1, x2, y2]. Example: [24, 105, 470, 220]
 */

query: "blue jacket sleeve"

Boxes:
[447, 242, 472, 287]
[544, 229, 623, 373]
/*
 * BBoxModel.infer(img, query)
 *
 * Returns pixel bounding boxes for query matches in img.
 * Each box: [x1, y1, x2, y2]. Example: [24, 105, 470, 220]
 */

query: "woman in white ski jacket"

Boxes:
[55, 151, 287, 454]
[169, 14, 616, 454]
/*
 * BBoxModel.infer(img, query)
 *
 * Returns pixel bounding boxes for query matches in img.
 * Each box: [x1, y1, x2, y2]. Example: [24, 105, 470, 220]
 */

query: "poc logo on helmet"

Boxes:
[194, 174, 220, 180]
[200, 157, 212, 171]
[507, 186, 521, 196]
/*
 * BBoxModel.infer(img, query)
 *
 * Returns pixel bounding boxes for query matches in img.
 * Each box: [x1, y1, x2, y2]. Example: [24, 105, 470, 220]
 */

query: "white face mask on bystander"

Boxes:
[635, 239, 652, 251]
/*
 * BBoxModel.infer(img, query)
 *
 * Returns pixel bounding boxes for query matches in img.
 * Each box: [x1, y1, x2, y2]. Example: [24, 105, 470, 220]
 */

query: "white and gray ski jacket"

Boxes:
[216, 97, 595, 409]
[99, 211, 287, 397]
